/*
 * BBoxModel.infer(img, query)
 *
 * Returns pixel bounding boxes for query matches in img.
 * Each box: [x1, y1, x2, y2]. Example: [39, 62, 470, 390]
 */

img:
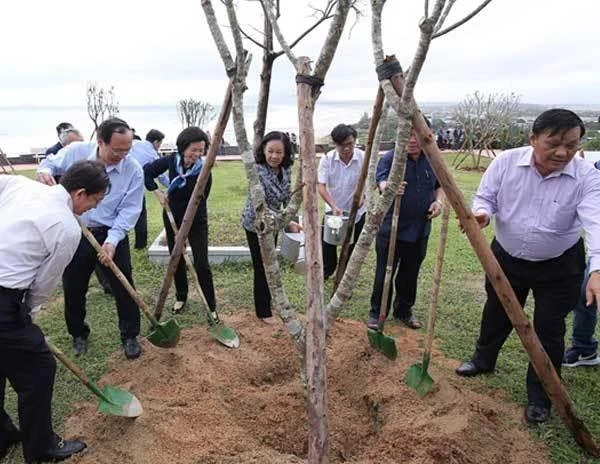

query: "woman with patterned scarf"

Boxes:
[242, 131, 302, 323]
[143, 127, 217, 317]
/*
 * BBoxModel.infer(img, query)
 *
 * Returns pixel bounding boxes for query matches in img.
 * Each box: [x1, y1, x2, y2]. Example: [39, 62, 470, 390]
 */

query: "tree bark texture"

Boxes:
[296, 56, 329, 464]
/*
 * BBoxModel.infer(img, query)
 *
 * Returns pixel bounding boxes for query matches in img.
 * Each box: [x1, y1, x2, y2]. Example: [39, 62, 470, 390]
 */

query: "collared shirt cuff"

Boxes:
[106, 230, 124, 246]
[588, 257, 600, 275]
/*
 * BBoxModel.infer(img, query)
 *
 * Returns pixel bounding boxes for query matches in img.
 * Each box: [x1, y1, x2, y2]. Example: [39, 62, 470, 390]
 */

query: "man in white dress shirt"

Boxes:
[0, 161, 109, 463]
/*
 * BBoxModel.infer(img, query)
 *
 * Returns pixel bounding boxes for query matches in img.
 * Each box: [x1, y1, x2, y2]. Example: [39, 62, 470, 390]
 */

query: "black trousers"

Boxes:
[134, 196, 148, 249]
[62, 229, 140, 341]
[369, 233, 429, 320]
[472, 238, 585, 409]
[245, 228, 273, 318]
[322, 213, 366, 279]
[164, 212, 216, 310]
[0, 289, 56, 463]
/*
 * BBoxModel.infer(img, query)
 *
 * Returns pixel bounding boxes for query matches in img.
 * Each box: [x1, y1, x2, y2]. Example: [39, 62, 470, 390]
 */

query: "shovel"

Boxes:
[46, 338, 143, 418]
[79, 220, 180, 348]
[153, 191, 240, 349]
[406, 203, 450, 396]
[367, 193, 402, 360]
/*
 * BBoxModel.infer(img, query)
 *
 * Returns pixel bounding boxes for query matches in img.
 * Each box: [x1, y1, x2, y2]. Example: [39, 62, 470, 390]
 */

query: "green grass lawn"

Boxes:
[3, 157, 600, 463]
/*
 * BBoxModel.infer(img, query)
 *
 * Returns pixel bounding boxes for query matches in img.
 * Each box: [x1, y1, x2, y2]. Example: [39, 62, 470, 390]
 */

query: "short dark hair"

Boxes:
[97, 117, 131, 144]
[56, 122, 73, 136]
[60, 160, 111, 195]
[330, 124, 357, 144]
[254, 131, 293, 168]
[532, 109, 585, 139]
[176, 126, 210, 155]
[146, 129, 165, 144]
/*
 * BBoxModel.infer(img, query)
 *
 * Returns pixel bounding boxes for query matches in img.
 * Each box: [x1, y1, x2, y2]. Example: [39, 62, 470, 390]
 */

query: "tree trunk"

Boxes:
[296, 56, 329, 464]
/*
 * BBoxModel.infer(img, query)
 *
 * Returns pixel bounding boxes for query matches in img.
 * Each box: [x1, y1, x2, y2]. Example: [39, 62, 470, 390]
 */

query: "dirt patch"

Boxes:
[66, 313, 549, 464]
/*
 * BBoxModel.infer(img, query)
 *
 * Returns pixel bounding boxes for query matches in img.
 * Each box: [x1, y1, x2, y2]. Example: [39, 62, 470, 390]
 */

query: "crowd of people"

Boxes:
[1, 108, 599, 461]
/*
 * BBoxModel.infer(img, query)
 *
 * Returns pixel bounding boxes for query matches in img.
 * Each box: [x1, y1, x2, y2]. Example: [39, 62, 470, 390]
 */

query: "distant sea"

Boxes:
[0, 102, 375, 155]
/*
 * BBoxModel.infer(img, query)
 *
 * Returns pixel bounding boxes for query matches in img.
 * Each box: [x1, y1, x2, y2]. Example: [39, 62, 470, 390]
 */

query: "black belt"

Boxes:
[0, 286, 26, 300]
[87, 226, 109, 234]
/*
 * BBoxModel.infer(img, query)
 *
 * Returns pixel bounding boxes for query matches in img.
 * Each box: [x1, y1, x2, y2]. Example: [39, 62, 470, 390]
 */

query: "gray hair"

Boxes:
[59, 128, 83, 145]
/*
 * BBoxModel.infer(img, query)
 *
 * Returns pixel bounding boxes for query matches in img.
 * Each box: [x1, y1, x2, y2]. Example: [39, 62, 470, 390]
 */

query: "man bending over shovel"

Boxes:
[36, 118, 144, 360]
[1, 161, 109, 463]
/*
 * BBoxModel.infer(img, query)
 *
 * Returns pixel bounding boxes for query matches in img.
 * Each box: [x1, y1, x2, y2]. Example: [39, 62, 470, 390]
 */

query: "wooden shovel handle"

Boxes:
[77, 219, 159, 326]
[45, 337, 91, 387]
[378, 192, 404, 326]
[423, 203, 450, 355]
[333, 85, 385, 294]
[153, 191, 213, 315]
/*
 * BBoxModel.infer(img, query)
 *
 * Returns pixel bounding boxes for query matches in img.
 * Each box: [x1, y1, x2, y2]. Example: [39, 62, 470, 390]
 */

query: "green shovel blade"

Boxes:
[406, 354, 434, 397]
[208, 323, 240, 349]
[147, 317, 181, 348]
[367, 328, 398, 360]
[97, 385, 143, 418]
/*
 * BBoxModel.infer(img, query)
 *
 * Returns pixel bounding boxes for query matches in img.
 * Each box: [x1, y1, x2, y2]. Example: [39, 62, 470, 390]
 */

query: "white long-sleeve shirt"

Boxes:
[0, 175, 81, 308]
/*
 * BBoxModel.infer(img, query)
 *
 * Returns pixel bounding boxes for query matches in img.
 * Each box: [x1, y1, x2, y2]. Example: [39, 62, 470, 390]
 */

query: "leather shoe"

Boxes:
[525, 404, 550, 423]
[455, 360, 493, 377]
[29, 436, 86, 463]
[396, 314, 422, 330]
[72, 337, 88, 356]
[123, 338, 141, 359]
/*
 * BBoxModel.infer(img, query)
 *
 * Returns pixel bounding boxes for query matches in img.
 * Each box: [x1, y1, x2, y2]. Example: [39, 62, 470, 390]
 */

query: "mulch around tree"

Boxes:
[67, 313, 550, 464]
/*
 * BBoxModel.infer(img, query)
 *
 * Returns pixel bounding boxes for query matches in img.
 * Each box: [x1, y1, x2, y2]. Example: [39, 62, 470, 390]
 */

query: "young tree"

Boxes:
[86, 82, 119, 139]
[176, 98, 216, 128]
[452, 90, 521, 169]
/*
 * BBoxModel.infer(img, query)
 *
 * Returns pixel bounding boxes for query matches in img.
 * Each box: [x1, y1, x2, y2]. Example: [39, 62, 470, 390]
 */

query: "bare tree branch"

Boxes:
[261, 0, 298, 65]
[238, 24, 267, 50]
[201, 0, 236, 72]
[313, 0, 352, 79]
[433, 0, 494, 39]
[424, 0, 429, 17]
[433, 0, 456, 33]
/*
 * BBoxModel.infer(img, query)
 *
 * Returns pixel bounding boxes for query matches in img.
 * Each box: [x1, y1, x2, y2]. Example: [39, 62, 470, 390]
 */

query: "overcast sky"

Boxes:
[1, 0, 598, 108]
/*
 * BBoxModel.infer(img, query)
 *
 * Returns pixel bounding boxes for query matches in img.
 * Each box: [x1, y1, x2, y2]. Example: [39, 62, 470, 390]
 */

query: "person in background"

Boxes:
[562, 158, 600, 368]
[45, 122, 73, 156]
[144, 127, 218, 317]
[128, 129, 168, 249]
[367, 122, 444, 331]
[1, 161, 110, 463]
[241, 131, 302, 323]
[131, 128, 142, 141]
[317, 124, 366, 280]
[36, 117, 144, 360]
[455, 109, 600, 424]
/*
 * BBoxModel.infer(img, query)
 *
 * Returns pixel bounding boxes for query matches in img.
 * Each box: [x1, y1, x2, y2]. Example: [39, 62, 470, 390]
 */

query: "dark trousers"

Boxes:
[163, 213, 216, 310]
[570, 261, 598, 353]
[322, 213, 366, 279]
[62, 229, 140, 341]
[0, 290, 56, 462]
[134, 196, 148, 249]
[472, 238, 585, 409]
[369, 233, 429, 320]
[245, 228, 272, 318]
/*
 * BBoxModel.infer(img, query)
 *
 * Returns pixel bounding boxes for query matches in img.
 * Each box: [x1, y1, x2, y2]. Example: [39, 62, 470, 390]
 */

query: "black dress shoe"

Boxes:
[31, 436, 86, 463]
[525, 404, 550, 424]
[123, 338, 141, 359]
[0, 429, 21, 460]
[455, 360, 493, 377]
[72, 337, 88, 356]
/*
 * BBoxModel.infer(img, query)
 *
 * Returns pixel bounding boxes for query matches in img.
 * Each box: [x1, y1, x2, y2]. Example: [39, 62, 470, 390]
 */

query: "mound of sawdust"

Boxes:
[66, 313, 549, 464]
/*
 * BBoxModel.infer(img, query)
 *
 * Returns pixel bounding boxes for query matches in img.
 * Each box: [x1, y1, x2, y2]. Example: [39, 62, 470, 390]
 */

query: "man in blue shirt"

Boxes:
[367, 127, 445, 330]
[36, 118, 144, 360]
[128, 129, 167, 249]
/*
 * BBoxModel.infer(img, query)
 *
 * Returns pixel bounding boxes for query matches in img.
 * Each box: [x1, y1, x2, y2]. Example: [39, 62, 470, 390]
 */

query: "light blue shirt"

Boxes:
[37, 141, 144, 246]
[472, 145, 600, 271]
[128, 140, 169, 188]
